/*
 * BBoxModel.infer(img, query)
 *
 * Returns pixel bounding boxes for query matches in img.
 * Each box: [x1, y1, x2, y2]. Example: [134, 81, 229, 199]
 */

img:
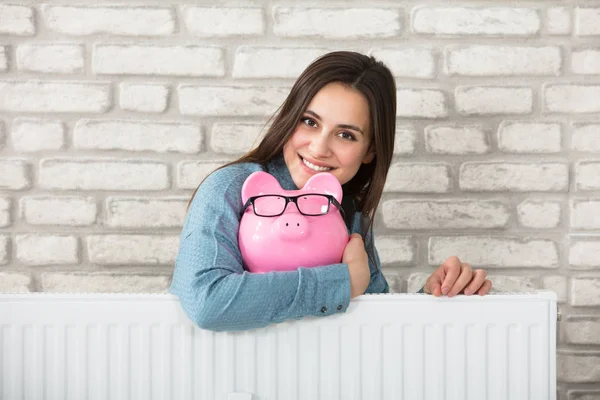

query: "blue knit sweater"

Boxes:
[170, 154, 389, 331]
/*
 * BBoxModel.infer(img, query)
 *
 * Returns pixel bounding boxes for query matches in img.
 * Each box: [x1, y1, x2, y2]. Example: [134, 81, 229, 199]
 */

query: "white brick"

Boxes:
[233, 47, 328, 79]
[455, 86, 533, 115]
[395, 126, 417, 155]
[21, 196, 96, 226]
[572, 123, 600, 153]
[41, 272, 171, 293]
[548, 7, 572, 35]
[106, 197, 187, 228]
[542, 276, 567, 303]
[370, 48, 435, 79]
[177, 161, 228, 189]
[576, 8, 600, 36]
[0, 81, 111, 113]
[0, 272, 32, 292]
[179, 85, 289, 116]
[211, 123, 262, 155]
[412, 7, 540, 36]
[119, 83, 169, 113]
[12, 118, 65, 152]
[564, 317, 600, 345]
[407, 273, 428, 293]
[0, 236, 7, 265]
[274, 7, 401, 39]
[487, 275, 535, 292]
[397, 89, 447, 118]
[460, 162, 568, 192]
[0, 4, 34, 35]
[572, 49, 600, 75]
[383, 200, 509, 229]
[498, 122, 562, 153]
[571, 278, 600, 306]
[445, 45, 561, 76]
[0, 46, 7, 71]
[16, 234, 79, 265]
[429, 236, 559, 268]
[575, 161, 600, 191]
[381, 269, 404, 293]
[0, 197, 9, 227]
[570, 239, 600, 268]
[94, 45, 224, 77]
[39, 159, 169, 191]
[87, 235, 178, 265]
[0, 159, 30, 190]
[384, 163, 451, 193]
[425, 125, 489, 154]
[43, 6, 174, 36]
[374, 236, 414, 266]
[545, 85, 600, 113]
[183, 7, 265, 37]
[517, 200, 561, 229]
[567, 390, 600, 400]
[0, 121, 4, 149]
[558, 352, 600, 382]
[571, 200, 600, 230]
[17, 44, 84, 74]
[73, 120, 202, 154]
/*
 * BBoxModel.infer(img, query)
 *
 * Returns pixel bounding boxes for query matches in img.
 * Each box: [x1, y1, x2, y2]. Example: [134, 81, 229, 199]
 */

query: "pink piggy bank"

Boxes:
[239, 171, 350, 273]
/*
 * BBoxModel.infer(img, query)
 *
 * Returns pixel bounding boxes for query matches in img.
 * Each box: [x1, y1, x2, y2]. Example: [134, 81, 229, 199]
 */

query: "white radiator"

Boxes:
[0, 292, 557, 400]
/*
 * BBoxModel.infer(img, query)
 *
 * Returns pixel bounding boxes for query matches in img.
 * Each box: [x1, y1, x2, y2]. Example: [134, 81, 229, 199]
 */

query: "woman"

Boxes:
[170, 51, 492, 331]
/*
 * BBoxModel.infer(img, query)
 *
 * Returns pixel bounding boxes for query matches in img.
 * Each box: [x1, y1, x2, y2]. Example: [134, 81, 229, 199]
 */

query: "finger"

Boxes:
[426, 276, 443, 297]
[349, 233, 363, 242]
[440, 256, 462, 295]
[447, 263, 473, 297]
[463, 269, 486, 295]
[477, 279, 493, 296]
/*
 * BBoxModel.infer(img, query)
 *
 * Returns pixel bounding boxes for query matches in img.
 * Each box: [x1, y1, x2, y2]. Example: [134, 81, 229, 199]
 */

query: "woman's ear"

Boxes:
[362, 150, 375, 164]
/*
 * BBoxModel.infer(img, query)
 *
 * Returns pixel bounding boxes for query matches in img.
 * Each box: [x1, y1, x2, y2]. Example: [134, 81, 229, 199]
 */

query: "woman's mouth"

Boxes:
[300, 156, 333, 172]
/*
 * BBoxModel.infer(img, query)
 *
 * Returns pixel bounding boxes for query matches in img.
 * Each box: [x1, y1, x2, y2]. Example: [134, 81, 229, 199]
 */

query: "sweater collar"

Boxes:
[266, 152, 298, 190]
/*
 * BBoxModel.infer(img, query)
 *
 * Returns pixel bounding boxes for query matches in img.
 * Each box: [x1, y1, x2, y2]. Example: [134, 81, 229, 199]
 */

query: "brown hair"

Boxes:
[189, 51, 396, 262]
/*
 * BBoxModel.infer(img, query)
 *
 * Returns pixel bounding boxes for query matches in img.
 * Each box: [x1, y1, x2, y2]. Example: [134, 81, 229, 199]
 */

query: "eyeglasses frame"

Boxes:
[242, 193, 345, 219]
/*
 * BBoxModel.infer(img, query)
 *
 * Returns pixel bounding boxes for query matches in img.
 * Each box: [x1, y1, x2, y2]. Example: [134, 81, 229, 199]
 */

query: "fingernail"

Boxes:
[442, 287, 449, 295]
[464, 289, 472, 295]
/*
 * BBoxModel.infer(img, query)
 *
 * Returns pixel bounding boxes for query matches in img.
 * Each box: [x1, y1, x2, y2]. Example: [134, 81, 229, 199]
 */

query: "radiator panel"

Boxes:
[0, 292, 557, 400]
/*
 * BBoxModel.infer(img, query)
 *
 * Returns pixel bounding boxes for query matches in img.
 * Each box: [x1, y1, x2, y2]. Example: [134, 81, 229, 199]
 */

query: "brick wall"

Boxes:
[0, 2, 599, 396]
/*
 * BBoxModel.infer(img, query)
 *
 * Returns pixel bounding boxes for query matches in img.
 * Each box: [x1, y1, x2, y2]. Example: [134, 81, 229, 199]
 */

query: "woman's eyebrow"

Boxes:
[305, 109, 365, 136]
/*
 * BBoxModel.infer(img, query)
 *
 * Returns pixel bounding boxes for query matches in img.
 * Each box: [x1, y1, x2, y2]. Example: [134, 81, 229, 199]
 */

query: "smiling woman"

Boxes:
[171, 51, 491, 332]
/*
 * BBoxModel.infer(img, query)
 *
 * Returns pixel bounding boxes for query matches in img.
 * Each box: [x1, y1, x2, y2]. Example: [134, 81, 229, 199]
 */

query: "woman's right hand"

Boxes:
[343, 233, 370, 298]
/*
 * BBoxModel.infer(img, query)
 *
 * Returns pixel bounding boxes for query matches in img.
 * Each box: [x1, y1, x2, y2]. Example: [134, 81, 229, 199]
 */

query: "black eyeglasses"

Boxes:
[243, 194, 345, 218]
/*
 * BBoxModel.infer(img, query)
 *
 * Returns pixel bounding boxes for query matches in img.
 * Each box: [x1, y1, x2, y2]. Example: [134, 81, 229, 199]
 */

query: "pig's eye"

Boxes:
[301, 117, 318, 128]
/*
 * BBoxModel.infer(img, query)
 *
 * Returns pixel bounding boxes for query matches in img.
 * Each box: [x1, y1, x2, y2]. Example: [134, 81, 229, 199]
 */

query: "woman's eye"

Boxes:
[301, 117, 317, 128]
[338, 131, 356, 141]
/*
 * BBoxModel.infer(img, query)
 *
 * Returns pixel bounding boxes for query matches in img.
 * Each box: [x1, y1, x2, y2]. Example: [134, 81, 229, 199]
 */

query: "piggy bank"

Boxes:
[239, 171, 350, 273]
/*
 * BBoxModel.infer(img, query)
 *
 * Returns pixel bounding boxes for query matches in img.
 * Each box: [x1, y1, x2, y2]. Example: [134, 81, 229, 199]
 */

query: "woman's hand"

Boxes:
[424, 256, 492, 297]
[343, 233, 370, 299]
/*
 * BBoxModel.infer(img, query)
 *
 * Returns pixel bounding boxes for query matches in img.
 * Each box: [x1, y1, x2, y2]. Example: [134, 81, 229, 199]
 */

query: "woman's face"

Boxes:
[283, 82, 375, 189]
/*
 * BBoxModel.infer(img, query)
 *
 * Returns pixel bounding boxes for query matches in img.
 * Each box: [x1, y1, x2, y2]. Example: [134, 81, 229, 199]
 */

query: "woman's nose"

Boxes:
[308, 133, 332, 157]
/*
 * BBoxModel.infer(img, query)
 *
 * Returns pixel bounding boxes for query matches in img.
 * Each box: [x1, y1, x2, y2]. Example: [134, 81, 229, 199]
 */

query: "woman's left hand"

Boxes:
[424, 256, 492, 297]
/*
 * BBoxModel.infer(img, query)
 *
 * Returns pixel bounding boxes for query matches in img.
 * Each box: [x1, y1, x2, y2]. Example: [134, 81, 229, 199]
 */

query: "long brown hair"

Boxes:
[189, 51, 396, 261]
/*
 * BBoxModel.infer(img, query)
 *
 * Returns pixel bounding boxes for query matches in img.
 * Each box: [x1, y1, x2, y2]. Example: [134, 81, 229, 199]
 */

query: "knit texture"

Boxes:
[170, 154, 389, 331]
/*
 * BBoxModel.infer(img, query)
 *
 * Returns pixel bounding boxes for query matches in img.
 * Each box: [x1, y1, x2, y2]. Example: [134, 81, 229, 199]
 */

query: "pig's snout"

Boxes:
[275, 213, 309, 239]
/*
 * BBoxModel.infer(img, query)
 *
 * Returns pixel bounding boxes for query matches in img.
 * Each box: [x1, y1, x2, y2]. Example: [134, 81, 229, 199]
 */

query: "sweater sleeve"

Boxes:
[169, 166, 352, 332]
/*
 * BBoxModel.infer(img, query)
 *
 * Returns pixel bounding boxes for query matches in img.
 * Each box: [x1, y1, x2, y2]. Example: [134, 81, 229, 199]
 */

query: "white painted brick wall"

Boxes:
[12, 118, 65, 152]
[0, 198, 10, 227]
[1, 1, 598, 390]
[17, 44, 84, 74]
[16, 234, 79, 265]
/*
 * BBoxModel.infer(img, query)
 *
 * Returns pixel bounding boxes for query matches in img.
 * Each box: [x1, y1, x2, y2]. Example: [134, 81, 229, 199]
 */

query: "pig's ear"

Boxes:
[241, 171, 283, 204]
[303, 172, 343, 203]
